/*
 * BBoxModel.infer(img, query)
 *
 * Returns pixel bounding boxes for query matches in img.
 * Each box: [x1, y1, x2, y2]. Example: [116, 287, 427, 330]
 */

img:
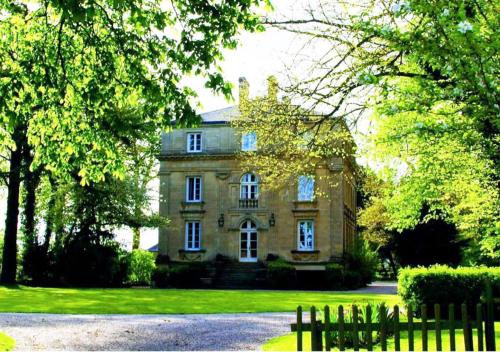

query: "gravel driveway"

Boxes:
[0, 312, 294, 351]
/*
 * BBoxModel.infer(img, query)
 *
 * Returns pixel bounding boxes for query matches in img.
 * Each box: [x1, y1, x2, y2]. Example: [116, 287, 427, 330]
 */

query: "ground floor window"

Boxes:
[185, 221, 201, 250]
[298, 220, 314, 251]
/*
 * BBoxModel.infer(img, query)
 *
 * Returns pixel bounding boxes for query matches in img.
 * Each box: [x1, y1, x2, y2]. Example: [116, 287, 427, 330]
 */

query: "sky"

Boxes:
[0, 0, 312, 250]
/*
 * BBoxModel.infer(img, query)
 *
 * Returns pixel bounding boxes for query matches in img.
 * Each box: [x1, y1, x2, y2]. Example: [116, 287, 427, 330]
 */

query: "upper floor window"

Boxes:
[298, 175, 315, 201]
[298, 220, 314, 251]
[240, 173, 259, 199]
[186, 176, 202, 202]
[187, 132, 202, 152]
[185, 221, 201, 250]
[241, 132, 257, 151]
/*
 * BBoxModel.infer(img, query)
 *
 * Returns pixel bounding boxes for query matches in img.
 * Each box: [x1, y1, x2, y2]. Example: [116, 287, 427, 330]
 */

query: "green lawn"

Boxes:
[0, 285, 399, 314]
[263, 324, 500, 351]
[0, 332, 15, 351]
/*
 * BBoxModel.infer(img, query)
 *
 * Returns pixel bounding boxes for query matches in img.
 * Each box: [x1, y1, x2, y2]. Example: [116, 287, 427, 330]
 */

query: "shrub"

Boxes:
[344, 239, 378, 285]
[342, 270, 363, 289]
[398, 265, 500, 318]
[128, 250, 156, 286]
[152, 267, 170, 288]
[325, 263, 344, 290]
[151, 262, 207, 288]
[267, 259, 296, 289]
[155, 254, 170, 265]
[54, 230, 129, 287]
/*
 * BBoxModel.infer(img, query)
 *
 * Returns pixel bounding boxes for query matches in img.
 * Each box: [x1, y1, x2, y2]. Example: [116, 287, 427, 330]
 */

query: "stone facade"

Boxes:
[158, 80, 356, 268]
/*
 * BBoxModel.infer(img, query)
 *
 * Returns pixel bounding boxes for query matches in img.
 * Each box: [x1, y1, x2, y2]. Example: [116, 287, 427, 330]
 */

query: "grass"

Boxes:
[263, 323, 500, 351]
[0, 285, 399, 314]
[0, 332, 15, 351]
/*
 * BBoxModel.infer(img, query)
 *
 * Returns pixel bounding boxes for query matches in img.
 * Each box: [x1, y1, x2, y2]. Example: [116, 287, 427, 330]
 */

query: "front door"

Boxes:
[240, 220, 257, 262]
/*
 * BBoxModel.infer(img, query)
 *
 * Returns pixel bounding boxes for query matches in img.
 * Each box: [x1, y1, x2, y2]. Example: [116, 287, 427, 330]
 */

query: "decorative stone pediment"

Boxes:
[178, 249, 206, 261]
[291, 250, 320, 262]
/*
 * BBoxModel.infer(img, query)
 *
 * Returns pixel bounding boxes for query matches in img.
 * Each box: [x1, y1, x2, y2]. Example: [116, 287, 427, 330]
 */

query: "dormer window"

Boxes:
[241, 132, 257, 151]
[187, 132, 202, 152]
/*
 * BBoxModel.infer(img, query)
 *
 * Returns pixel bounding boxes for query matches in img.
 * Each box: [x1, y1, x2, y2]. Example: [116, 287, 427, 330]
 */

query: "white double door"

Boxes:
[240, 220, 257, 262]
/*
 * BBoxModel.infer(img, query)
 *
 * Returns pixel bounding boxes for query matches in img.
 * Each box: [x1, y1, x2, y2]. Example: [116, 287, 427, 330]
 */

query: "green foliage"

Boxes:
[398, 265, 500, 317]
[127, 249, 155, 286]
[152, 263, 207, 288]
[267, 258, 297, 289]
[54, 231, 129, 287]
[325, 263, 344, 290]
[0, 0, 268, 185]
[344, 239, 378, 286]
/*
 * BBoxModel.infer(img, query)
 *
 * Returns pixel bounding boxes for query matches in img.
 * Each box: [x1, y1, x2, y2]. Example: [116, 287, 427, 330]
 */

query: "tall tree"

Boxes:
[0, 0, 268, 283]
[257, 0, 498, 260]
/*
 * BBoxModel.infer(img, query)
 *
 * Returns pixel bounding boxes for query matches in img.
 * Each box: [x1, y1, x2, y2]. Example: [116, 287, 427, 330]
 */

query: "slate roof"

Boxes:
[199, 106, 239, 124]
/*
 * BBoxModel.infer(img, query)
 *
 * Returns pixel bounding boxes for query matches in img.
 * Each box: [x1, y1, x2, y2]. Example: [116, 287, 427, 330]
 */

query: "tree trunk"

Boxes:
[132, 227, 140, 250]
[22, 145, 41, 247]
[1, 131, 24, 284]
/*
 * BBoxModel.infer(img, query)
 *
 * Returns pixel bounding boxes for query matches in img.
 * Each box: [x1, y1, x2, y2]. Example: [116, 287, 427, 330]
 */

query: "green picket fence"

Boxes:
[291, 286, 497, 351]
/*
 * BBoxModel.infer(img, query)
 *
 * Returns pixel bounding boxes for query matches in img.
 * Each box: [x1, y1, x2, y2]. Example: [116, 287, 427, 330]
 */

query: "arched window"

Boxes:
[240, 173, 259, 199]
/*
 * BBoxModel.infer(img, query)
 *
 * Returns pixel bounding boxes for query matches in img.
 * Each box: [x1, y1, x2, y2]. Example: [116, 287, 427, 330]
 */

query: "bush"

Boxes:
[151, 262, 207, 288]
[54, 230, 129, 287]
[325, 263, 344, 290]
[267, 259, 296, 289]
[344, 239, 378, 286]
[152, 266, 170, 288]
[342, 270, 363, 289]
[128, 249, 156, 286]
[398, 265, 500, 318]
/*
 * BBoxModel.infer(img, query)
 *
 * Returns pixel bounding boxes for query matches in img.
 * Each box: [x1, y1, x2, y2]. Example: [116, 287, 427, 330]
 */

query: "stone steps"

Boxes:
[213, 262, 267, 289]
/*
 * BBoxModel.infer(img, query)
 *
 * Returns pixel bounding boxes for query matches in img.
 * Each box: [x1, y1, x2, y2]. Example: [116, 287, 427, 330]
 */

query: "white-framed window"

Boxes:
[298, 220, 314, 251]
[185, 221, 201, 250]
[241, 132, 257, 151]
[186, 176, 202, 202]
[298, 175, 315, 201]
[187, 132, 202, 152]
[240, 173, 259, 199]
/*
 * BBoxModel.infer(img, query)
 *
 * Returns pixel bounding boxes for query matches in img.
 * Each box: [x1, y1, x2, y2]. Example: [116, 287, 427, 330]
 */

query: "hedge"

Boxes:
[267, 259, 296, 289]
[398, 265, 500, 317]
[152, 262, 207, 288]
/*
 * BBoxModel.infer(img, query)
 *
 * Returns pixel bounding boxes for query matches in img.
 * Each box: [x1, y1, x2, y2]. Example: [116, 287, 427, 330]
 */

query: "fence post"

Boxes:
[297, 306, 303, 352]
[462, 303, 473, 352]
[353, 305, 359, 351]
[421, 304, 428, 352]
[338, 305, 345, 351]
[311, 306, 319, 352]
[380, 303, 387, 351]
[366, 305, 373, 351]
[435, 304, 442, 351]
[408, 304, 414, 352]
[476, 303, 484, 351]
[449, 303, 455, 352]
[394, 305, 400, 351]
[485, 281, 496, 351]
[324, 305, 331, 351]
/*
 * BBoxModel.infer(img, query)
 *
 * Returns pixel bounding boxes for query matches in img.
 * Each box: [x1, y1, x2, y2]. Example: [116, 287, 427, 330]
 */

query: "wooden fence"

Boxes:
[291, 286, 498, 351]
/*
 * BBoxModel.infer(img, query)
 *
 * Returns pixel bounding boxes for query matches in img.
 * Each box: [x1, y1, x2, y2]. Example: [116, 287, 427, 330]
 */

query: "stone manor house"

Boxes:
[158, 78, 357, 277]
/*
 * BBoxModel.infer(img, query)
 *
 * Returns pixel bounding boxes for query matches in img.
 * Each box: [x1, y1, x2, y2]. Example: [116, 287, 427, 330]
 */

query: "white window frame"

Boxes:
[241, 132, 257, 151]
[185, 176, 202, 202]
[185, 221, 201, 250]
[240, 173, 259, 199]
[297, 220, 314, 251]
[298, 175, 315, 201]
[187, 132, 202, 153]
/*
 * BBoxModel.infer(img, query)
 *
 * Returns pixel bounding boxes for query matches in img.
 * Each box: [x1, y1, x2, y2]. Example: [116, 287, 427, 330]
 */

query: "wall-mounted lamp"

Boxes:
[269, 213, 276, 227]
[218, 213, 225, 228]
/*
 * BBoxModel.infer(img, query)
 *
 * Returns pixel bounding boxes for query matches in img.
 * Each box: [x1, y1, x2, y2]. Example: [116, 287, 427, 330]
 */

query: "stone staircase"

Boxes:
[213, 261, 267, 289]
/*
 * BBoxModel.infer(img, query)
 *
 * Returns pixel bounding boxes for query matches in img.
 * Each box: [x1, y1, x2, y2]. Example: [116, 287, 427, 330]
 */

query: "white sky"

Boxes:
[1, 1, 361, 250]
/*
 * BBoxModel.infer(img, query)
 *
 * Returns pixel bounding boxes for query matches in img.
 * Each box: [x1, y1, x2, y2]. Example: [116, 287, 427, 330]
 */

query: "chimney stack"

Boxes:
[238, 77, 249, 107]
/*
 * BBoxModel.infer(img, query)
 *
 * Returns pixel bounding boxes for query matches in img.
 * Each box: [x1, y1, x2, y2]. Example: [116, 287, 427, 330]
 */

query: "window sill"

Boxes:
[178, 249, 206, 254]
[291, 250, 320, 254]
